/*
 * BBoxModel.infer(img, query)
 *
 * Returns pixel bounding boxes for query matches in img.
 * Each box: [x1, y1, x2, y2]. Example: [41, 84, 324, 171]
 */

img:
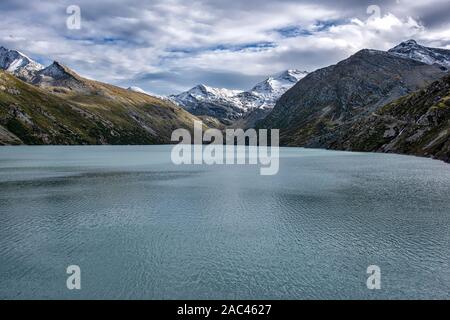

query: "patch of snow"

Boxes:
[388, 40, 450, 68]
[0, 46, 44, 78]
[128, 86, 148, 94]
[170, 84, 246, 110]
[127, 86, 167, 100]
[245, 69, 308, 109]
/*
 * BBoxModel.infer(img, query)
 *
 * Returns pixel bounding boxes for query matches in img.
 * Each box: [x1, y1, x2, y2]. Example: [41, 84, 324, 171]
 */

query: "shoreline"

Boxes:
[1, 144, 448, 165]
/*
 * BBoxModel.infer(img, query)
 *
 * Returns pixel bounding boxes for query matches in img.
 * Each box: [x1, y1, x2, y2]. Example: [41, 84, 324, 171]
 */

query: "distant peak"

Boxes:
[40, 60, 81, 80]
[45, 61, 70, 73]
[191, 84, 216, 93]
[277, 69, 309, 80]
[352, 48, 386, 57]
[0, 45, 10, 52]
[0, 46, 24, 59]
[389, 40, 422, 52]
[0, 45, 44, 76]
[51, 61, 65, 68]
[387, 39, 450, 68]
[0, 46, 32, 60]
[400, 39, 417, 45]
[284, 69, 308, 75]
[403, 39, 418, 45]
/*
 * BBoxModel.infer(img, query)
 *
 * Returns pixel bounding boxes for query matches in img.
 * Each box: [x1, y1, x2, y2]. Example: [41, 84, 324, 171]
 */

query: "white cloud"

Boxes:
[0, 0, 448, 95]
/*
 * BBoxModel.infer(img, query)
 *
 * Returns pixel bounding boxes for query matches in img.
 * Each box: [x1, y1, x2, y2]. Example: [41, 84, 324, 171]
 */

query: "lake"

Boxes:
[0, 146, 449, 299]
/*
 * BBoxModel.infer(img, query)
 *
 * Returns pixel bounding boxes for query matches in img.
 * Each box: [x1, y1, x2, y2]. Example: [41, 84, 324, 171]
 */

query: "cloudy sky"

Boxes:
[1, 0, 450, 95]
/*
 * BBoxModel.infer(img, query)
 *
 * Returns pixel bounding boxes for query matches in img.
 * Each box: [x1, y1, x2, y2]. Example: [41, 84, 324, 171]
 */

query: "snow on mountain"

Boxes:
[128, 86, 148, 94]
[170, 70, 308, 123]
[242, 69, 309, 109]
[171, 84, 245, 109]
[0, 46, 44, 81]
[127, 86, 168, 100]
[388, 40, 450, 68]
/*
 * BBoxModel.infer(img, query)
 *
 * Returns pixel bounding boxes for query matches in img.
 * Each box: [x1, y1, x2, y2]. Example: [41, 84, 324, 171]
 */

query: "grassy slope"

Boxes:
[0, 70, 200, 145]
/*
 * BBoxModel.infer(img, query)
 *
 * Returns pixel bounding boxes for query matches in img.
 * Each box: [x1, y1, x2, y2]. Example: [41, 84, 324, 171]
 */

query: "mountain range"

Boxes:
[260, 48, 447, 140]
[170, 69, 308, 125]
[258, 40, 450, 162]
[0, 40, 449, 163]
[0, 47, 200, 145]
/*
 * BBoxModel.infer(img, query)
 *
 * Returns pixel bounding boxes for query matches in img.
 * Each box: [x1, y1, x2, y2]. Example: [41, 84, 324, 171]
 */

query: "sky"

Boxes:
[0, 0, 450, 95]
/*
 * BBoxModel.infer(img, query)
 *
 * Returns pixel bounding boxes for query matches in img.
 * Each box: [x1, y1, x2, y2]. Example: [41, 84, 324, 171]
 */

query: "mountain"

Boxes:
[329, 73, 450, 162]
[388, 40, 450, 68]
[0, 46, 44, 82]
[31, 61, 90, 92]
[243, 70, 309, 109]
[170, 84, 246, 124]
[0, 47, 201, 145]
[170, 69, 307, 125]
[259, 45, 447, 147]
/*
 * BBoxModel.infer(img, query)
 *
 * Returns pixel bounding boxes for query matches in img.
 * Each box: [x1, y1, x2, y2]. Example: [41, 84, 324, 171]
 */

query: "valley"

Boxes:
[1, 40, 449, 163]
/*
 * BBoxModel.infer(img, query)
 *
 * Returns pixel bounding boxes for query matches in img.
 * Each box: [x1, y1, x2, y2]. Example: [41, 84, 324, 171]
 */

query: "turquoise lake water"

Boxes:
[0, 146, 449, 299]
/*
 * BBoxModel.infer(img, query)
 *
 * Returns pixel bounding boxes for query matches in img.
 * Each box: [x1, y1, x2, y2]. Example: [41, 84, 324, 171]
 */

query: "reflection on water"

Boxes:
[0, 146, 449, 299]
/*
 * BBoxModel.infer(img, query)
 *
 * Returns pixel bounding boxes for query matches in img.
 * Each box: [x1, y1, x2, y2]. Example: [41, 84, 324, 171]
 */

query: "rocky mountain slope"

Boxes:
[329, 73, 450, 162]
[0, 48, 201, 145]
[171, 70, 307, 125]
[259, 45, 447, 149]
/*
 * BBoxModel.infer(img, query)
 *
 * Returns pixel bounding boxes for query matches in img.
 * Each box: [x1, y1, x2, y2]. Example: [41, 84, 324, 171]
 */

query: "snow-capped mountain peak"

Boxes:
[388, 40, 450, 68]
[188, 84, 242, 99]
[169, 84, 247, 123]
[251, 69, 308, 95]
[277, 69, 309, 83]
[0, 46, 44, 81]
[245, 69, 308, 109]
[171, 84, 244, 110]
[170, 69, 308, 123]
